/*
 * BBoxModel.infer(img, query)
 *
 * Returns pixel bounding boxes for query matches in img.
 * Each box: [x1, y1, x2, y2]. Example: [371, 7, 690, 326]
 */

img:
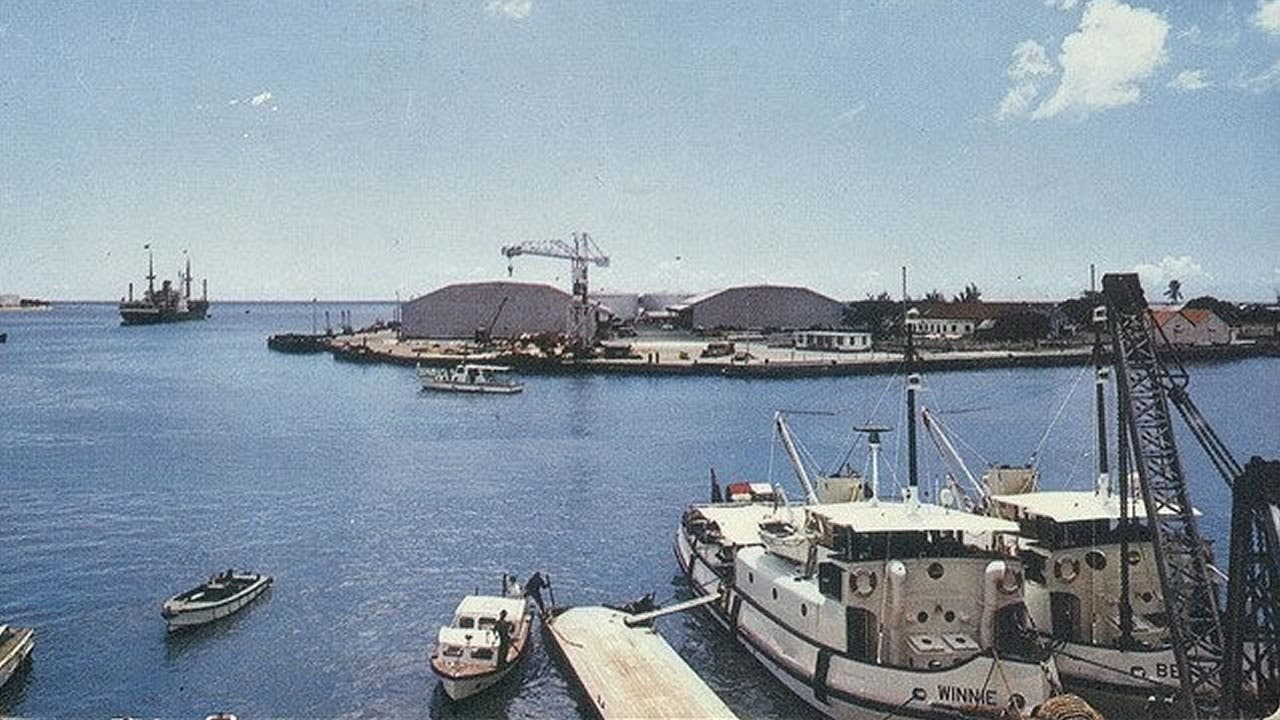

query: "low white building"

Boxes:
[793, 330, 872, 352]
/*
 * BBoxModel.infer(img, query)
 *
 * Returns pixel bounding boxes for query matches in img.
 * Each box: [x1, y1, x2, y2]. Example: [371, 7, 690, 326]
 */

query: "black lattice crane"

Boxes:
[501, 232, 609, 348]
[1102, 272, 1280, 719]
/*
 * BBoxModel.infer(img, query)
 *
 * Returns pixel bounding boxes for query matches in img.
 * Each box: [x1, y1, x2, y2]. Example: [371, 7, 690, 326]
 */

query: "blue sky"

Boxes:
[2, 1, 1277, 301]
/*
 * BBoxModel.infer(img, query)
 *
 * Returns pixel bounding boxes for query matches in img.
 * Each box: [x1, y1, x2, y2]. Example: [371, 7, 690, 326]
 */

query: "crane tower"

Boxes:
[501, 232, 609, 349]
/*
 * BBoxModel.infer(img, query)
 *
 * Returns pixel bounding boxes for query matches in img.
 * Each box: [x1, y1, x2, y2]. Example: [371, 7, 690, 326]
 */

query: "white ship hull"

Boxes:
[0, 627, 35, 690]
[437, 662, 521, 701]
[675, 530, 1059, 719]
[163, 576, 271, 630]
[421, 379, 522, 394]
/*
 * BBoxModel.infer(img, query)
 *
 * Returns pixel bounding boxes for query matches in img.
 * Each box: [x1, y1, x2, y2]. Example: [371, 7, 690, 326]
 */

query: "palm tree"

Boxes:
[953, 283, 982, 303]
[1165, 279, 1183, 303]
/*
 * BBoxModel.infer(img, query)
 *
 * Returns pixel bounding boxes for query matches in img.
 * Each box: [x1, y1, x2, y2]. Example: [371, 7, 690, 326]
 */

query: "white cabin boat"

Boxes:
[161, 570, 272, 630]
[678, 498, 1061, 719]
[430, 581, 533, 701]
[677, 313, 1066, 718]
[418, 364, 523, 394]
[988, 490, 1180, 707]
[0, 624, 34, 691]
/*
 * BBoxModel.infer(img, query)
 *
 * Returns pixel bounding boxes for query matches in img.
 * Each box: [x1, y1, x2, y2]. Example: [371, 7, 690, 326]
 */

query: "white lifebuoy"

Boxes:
[849, 567, 878, 597]
[1054, 556, 1080, 583]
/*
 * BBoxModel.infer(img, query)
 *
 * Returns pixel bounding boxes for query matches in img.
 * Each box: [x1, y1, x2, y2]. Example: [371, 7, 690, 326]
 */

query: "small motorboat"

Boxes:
[0, 623, 35, 691]
[161, 570, 272, 631]
[429, 576, 533, 701]
[418, 363, 523, 394]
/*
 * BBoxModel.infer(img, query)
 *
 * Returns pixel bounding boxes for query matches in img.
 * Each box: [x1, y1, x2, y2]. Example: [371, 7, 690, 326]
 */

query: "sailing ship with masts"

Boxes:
[119, 245, 209, 325]
[675, 309, 1062, 719]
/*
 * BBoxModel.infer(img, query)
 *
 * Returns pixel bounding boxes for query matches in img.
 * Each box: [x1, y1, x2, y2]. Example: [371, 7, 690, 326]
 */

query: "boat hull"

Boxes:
[420, 380, 523, 394]
[119, 305, 209, 325]
[674, 530, 1059, 720]
[163, 575, 271, 630]
[0, 627, 35, 691]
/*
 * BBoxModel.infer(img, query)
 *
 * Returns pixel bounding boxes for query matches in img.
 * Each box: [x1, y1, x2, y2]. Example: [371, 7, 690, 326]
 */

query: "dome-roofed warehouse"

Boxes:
[400, 281, 572, 339]
[668, 284, 845, 331]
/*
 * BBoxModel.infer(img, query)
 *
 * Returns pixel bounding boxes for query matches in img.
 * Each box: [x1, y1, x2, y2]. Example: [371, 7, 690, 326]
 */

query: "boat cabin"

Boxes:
[739, 502, 1039, 671]
[987, 490, 1172, 648]
[435, 595, 525, 664]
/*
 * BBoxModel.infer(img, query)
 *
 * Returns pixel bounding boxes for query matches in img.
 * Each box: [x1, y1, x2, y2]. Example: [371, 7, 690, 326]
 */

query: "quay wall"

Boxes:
[315, 335, 1279, 379]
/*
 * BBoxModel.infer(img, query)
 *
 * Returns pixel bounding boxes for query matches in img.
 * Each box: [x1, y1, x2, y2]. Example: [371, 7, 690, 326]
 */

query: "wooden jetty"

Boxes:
[543, 598, 736, 720]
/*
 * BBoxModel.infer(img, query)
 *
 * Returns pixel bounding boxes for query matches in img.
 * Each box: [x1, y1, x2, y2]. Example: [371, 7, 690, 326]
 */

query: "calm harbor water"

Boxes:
[1, 303, 1276, 718]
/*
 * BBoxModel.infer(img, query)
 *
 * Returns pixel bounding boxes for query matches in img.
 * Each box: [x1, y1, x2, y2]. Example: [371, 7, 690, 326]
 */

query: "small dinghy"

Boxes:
[0, 624, 35, 691]
[161, 570, 271, 631]
[429, 576, 533, 701]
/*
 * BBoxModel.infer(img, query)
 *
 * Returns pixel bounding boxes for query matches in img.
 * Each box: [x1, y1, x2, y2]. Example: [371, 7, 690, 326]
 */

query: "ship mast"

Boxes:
[903, 267, 921, 513]
[145, 244, 156, 299]
[184, 252, 192, 300]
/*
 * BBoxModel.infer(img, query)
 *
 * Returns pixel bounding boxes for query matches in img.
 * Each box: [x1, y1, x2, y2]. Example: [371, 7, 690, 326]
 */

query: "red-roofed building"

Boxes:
[1149, 307, 1235, 346]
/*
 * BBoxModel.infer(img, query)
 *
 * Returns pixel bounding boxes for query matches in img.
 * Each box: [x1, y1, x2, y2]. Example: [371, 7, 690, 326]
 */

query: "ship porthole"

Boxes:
[916, 611, 929, 623]
[748, 572, 754, 584]
[1085, 550, 1107, 571]
[1011, 693, 1026, 710]
[1127, 549, 1142, 565]
[944, 610, 955, 622]
[772, 588, 778, 601]
[927, 562, 944, 579]
[800, 603, 807, 617]
[1054, 556, 1080, 583]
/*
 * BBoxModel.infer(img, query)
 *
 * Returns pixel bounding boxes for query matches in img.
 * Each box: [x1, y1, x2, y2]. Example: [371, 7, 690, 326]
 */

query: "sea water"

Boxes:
[1, 303, 1276, 718]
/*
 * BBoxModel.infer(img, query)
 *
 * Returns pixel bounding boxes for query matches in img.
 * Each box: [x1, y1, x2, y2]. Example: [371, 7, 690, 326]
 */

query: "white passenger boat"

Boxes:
[921, 323, 1182, 710]
[0, 624, 35, 691]
[161, 570, 272, 630]
[987, 490, 1178, 707]
[677, 346, 1062, 718]
[429, 577, 533, 701]
[418, 363, 523, 394]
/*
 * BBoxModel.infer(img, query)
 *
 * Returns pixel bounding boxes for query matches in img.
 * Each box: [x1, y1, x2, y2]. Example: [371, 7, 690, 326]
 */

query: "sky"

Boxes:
[1, 1, 1277, 302]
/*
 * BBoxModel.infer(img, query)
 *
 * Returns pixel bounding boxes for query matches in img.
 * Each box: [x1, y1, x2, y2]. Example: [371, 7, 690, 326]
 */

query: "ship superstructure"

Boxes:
[119, 247, 209, 325]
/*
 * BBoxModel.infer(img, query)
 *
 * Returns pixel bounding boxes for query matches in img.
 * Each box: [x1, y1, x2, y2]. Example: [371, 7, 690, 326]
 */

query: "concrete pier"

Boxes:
[543, 605, 737, 720]
[302, 329, 1278, 379]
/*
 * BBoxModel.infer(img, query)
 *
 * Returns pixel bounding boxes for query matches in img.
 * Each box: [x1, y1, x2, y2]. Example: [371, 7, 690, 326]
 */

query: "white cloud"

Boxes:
[1168, 69, 1211, 92]
[1033, 0, 1170, 120]
[229, 91, 277, 109]
[1253, 0, 1280, 35]
[1177, 5, 1241, 48]
[996, 40, 1055, 119]
[1234, 58, 1280, 93]
[1133, 255, 1207, 293]
[837, 101, 868, 123]
[1046, 0, 1080, 10]
[485, 0, 532, 20]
